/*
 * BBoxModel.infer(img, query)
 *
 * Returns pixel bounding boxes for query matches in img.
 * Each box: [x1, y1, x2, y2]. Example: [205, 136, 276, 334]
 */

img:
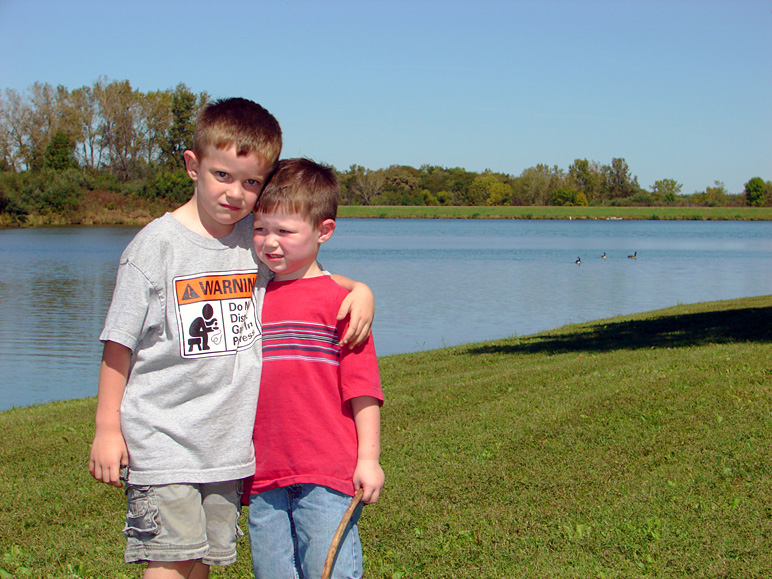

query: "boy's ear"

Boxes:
[317, 219, 336, 244]
[183, 150, 199, 181]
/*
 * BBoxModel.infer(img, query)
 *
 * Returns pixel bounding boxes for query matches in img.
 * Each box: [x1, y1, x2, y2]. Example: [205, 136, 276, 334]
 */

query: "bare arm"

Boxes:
[351, 396, 384, 504]
[330, 275, 374, 348]
[88, 340, 131, 488]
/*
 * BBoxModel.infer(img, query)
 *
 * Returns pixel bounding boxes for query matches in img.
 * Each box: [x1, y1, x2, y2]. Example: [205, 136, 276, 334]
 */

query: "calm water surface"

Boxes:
[1, 219, 771, 410]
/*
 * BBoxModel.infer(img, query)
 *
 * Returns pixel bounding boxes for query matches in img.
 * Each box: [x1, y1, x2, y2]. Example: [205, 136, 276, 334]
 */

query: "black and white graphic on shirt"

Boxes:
[173, 271, 260, 358]
[187, 303, 221, 351]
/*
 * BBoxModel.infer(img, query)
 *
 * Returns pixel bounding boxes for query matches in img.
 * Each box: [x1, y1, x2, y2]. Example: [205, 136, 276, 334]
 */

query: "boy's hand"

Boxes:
[89, 341, 131, 488]
[336, 282, 374, 348]
[89, 429, 129, 488]
[353, 458, 385, 504]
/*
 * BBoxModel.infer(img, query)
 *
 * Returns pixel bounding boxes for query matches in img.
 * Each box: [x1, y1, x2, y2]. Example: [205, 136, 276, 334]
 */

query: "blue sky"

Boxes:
[1, 0, 769, 194]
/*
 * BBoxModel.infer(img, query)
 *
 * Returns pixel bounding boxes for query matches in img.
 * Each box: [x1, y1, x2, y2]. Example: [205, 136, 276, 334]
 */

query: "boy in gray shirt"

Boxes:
[88, 98, 373, 579]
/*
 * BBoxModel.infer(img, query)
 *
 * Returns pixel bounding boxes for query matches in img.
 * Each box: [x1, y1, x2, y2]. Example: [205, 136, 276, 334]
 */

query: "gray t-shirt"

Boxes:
[101, 213, 268, 485]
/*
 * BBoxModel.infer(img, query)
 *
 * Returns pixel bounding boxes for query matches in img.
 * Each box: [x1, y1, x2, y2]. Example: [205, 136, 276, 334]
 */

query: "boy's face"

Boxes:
[252, 210, 335, 281]
[184, 145, 272, 237]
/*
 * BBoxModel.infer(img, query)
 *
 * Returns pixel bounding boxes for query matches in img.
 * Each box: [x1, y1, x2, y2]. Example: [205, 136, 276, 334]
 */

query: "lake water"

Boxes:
[1, 218, 771, 411]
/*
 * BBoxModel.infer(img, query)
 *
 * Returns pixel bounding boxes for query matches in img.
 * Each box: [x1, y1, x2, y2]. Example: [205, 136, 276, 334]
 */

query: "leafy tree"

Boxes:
[568, 159, 603, 203]
[704, 181, 729, 207]
[346, 165, 384, 205]
[744, 177, 768, 207]
[140, 90, 172, 167]
[513, 164, 567, 206]
[43, 131, 78, 171]
[96, 80, 147, 180]
[485, 178, 513, 206]
[65, 84, 103, 169]
[465, 174, 494, 205]
[417, 165, 454, 199]
[603, 158, 639, 202]
[146, 168, 191, 205]
[160, 84, 198, 170]
[421, 189, 440, 206]
[0, 88, 36, 171]
[434, 190, 452, 205]
[550, 188, 586, 206]
[464, 174, 512, 206]
[381, 165, 420, 203]
[650, 178, 683, 205]
[25, 82, 61, 171]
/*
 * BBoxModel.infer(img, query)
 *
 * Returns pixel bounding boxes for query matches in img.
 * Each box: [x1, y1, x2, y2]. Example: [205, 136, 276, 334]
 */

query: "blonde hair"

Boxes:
[193, 98, 282, 170]
[255, 158, 338, 226]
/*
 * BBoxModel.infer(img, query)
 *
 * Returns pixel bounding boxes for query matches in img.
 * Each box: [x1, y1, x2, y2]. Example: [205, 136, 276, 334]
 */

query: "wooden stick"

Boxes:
[321, 487, 364, 579]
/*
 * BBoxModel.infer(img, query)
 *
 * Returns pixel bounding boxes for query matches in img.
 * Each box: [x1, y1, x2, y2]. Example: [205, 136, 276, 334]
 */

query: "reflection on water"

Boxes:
[1, 219, 771, 410]
[0, 227, 138, 410]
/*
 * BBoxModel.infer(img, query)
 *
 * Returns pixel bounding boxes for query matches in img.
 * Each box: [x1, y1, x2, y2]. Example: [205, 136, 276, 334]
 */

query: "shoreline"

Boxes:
[3, 204, 772, 229]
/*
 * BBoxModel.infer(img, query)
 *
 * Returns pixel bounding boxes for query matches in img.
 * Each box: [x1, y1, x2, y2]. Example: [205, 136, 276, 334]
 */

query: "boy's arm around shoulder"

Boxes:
[88, 340, 131, 488]
[329, 274, 374, 349]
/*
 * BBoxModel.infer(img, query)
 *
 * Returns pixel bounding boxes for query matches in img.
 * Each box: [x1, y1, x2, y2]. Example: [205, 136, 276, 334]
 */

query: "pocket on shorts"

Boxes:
[123, 485, 160, 539]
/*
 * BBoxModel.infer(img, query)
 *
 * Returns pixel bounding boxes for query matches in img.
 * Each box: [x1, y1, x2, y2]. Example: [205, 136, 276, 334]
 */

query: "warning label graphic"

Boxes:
[173, 271, 260, 358]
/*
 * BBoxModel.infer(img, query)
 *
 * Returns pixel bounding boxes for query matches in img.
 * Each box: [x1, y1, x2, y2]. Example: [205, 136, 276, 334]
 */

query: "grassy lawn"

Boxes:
[2, 295, 771, 578]
[338, 205, 772, 221]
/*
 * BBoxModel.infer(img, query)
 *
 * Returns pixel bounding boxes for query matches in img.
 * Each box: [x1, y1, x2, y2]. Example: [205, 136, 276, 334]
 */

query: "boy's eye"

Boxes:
[216, 171, 229, 179]
[245, 180, 263, 192]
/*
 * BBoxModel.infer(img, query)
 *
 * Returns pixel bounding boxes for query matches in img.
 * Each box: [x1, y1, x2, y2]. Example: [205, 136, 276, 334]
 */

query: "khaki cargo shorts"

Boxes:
[122, 479, 243, 566]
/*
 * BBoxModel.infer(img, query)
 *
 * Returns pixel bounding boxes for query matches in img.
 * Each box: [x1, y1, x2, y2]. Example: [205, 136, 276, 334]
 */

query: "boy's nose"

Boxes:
[226, 184, 245, 201]
[264, 233, 279, 248]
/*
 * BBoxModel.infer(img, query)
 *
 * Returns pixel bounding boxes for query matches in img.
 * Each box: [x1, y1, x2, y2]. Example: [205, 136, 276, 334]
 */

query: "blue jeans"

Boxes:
[248, 484, 363, 579]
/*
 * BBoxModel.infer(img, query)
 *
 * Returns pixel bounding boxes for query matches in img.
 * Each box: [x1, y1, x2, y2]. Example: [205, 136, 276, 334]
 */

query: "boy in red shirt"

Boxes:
[247, 158, 384, 579]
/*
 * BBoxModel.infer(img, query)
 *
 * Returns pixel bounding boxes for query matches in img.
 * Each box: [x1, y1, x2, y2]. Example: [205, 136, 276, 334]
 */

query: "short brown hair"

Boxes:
[193, 98, 282, 170]
[255, 158, 338, 226]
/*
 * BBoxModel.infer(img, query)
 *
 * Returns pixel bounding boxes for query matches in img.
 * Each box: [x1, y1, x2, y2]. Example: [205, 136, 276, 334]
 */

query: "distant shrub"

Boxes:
[550, 188, 587, 206]
[84, 170, 123, 193]
[0, 169, 86, 215]
[626, 191, 656, 206]
[32, 169, 86, 213]
[0, 171, 28, 219]
[145, 169, 192, 205]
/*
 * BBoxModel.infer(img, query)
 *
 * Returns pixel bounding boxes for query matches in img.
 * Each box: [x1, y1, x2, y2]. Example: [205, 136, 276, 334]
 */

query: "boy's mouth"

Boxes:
[220, 203, 241, 211]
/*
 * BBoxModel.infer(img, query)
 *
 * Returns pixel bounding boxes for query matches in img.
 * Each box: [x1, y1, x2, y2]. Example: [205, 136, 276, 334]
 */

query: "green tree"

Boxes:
[603, 158, 639, 202]
[26, 82, 62, 171]
[160, 84, 198, 170]
[381, 165, 420, 201]
[43, 131, 77, 171]
[568, 159, 603, 203]
[485, 178, 513, 206]
[140, 90, 172, 167]
[744, 177, 768, 207]
[464, 173, 512, 206]
[650, 178, 683, 205]
[466, 174, 495, 205]
[512, 164, 567, 206]
[346, 165, 384, 205]
[0, 86, 51, 171]
[704, 181, 729, 207]
[549, 187, 586, 206]
[65, 84, 102, 169]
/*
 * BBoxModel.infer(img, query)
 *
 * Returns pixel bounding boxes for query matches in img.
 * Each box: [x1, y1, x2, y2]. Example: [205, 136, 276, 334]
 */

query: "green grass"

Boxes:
[2, 296, 772, 578]
[338, 205, 772, 221]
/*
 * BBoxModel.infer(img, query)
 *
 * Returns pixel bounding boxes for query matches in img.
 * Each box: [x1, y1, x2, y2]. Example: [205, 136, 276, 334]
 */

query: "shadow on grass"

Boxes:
[467, 306, 772, 355]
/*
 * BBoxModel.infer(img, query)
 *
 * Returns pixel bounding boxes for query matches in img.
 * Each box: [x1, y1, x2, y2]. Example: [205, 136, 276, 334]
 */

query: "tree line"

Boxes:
[1, 79, 770, 223]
